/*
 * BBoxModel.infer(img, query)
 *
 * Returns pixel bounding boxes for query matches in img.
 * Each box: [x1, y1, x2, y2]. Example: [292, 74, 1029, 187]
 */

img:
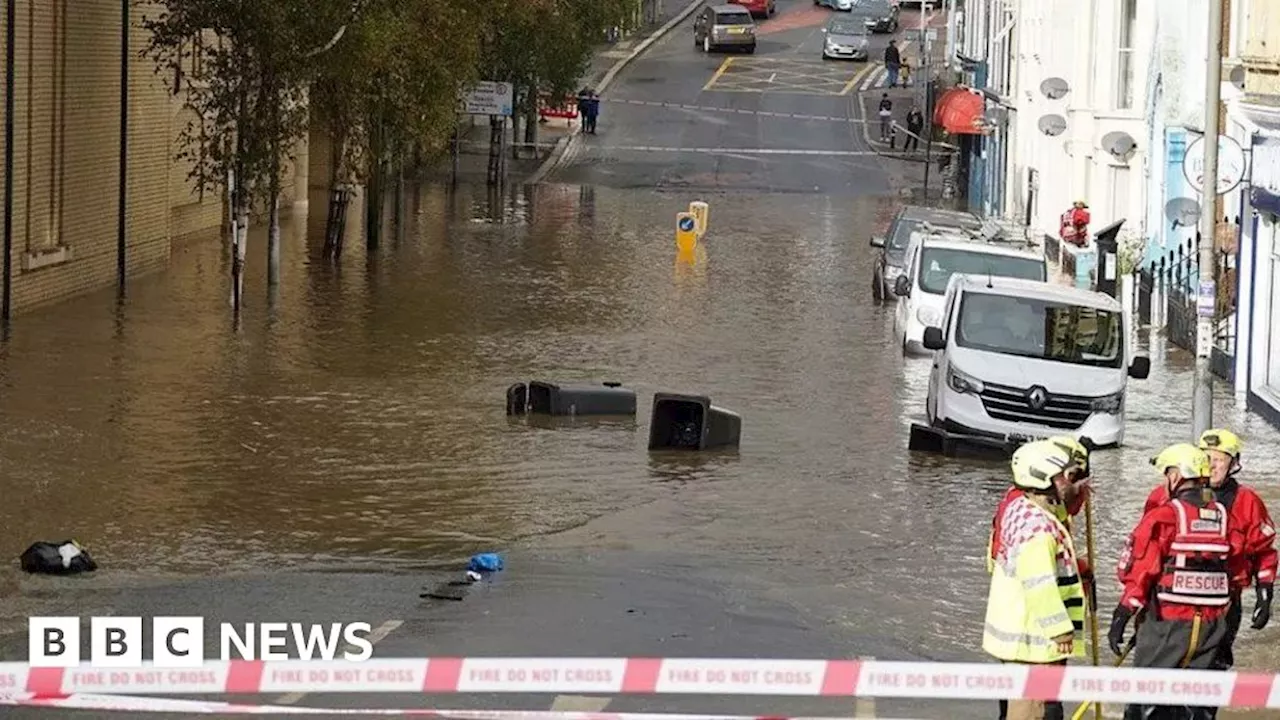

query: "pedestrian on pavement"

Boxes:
[1136, 429, 1276, 678]
[1059, 200, 1090, 247]
[904, 104, 924, 151]
[884, 40, 901, 88]
[984, 440, 1085, 720]
[1112, 444, 1230, 720]
[576, 87, 591, 129]
[877, 94, 892, 142]
[584, 91, 600, 134]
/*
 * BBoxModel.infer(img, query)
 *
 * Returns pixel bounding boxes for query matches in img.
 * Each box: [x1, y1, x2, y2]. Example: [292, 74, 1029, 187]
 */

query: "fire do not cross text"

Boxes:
[28, 617, 374, 666]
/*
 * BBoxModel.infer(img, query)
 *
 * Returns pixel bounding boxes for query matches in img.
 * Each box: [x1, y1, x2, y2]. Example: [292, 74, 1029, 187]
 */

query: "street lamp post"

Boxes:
[1192, 0, 1223, 437]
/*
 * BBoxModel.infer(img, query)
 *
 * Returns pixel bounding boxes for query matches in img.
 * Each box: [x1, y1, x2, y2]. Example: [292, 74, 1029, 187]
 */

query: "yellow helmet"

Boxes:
[1011, 440, 1074, 491]
[1048, 435, 1090, 478]
[1150, 443, 1211, 480]
[1199, 428, 1242, 459]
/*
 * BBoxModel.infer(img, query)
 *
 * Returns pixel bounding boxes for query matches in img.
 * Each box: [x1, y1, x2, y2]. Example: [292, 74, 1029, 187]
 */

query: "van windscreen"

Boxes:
[917, 247, 1045, 294]
[955, 293, 1124, 368]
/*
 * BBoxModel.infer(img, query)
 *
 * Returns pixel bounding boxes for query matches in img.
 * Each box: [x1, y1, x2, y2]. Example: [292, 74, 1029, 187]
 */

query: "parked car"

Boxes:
[820, 15, 869, 60]
[730, 0, 776, 18]
[815, 0, 856, 11]
[852, 0, 898, 32]
[893, 235, 1046, 355]
[922, 275, 1151, 448]
[870, 207, 982, 303]
[694, 4, 757, 53]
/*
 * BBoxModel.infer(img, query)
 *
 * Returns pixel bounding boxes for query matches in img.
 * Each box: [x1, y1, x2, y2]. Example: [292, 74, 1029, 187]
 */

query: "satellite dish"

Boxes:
[1040, 77, 1070, 100]
[1230, 65, 1246, 90]
[1102, 131, 1137, 162]
[1038, 114, 1068, 137]
[1165, 197, 1201, 227]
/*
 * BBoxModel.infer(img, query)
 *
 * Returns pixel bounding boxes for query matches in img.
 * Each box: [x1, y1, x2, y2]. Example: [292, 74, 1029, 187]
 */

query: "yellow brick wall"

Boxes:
[0, 0, 310, 316]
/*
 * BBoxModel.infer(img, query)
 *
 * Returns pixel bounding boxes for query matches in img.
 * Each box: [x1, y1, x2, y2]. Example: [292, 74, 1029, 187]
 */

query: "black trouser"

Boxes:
[1212, 594, 1243, 669]
[1123, 611, 1229, 720]
[584, 113, 597, 133]
[904, 130, 920, 151]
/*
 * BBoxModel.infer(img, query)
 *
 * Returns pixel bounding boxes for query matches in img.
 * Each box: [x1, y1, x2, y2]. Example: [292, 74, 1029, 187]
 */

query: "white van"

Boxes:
[893, 235, 1046, 355]
[922, 275, 1151, 448]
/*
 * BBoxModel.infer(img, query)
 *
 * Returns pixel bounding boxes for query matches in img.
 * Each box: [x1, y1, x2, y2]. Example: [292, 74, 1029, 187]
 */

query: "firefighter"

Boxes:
[1111, 444, 1229, 720]
[985, 440, 1085, 720]
[1138, 429, 1276, 672]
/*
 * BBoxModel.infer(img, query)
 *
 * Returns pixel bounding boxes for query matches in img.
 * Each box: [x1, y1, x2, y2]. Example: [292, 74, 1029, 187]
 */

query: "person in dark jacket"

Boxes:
[884, 41, 901, 88]
[584, 91, 600, 134]
[905, 104, 924, 151]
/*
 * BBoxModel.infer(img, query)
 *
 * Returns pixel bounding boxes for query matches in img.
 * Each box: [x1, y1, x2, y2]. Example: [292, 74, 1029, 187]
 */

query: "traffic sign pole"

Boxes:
[1193, 0, 1223, 439]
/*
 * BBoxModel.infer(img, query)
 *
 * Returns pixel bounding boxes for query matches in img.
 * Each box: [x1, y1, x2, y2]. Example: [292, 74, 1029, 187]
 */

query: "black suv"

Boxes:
[854, 0, 899, 33]
[869, 206, 982, 303]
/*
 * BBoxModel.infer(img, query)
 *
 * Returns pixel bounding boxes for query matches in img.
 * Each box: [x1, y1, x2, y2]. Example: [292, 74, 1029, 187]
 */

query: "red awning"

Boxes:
[933, 87, 988, 135]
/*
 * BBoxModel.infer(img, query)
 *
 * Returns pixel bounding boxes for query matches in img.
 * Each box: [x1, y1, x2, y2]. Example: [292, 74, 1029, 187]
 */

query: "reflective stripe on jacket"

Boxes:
[983, 494, 1086, 663]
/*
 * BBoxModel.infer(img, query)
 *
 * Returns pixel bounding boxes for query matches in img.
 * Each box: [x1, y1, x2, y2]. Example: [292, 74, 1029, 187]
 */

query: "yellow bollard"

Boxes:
[689, 201, 709, 237]
[676, 212, 698, 254]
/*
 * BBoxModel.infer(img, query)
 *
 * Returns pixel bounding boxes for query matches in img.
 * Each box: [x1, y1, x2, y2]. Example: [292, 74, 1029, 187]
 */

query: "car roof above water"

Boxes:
[897, 206, 982, 227]
[912, 235, 1041, 259]
[950, 274, 1123, 312]
[710, 4, 752, 14]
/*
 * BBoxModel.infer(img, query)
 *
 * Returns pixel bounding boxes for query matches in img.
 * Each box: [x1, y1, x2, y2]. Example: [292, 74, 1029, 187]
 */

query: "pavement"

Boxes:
[539, 1, 946, 197]
[0, 548, 1000, 719]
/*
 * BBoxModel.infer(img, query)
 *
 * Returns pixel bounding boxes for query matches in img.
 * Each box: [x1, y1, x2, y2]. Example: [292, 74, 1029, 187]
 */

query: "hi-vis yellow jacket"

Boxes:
[983, 494, 1086, 663]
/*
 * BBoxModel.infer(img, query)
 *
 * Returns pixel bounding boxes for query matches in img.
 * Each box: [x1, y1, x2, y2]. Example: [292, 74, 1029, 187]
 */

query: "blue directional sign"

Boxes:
[675, 212, 698, 253]
[678, 216, 696, 232]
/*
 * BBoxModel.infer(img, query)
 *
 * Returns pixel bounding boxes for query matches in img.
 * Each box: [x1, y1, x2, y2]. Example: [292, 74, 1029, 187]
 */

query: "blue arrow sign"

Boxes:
[678, 217, 696, 232]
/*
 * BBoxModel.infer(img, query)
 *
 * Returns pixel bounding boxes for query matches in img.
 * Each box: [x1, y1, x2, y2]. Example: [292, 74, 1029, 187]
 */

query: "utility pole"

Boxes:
[1192, 0, 1223, 438]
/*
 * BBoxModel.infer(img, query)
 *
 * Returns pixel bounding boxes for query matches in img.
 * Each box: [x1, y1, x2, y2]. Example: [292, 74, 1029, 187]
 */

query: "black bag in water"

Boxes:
[20, 540, 98, 575]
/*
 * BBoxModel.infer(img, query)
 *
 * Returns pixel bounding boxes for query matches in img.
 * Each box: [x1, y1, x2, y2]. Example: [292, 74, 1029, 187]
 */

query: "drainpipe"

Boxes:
[117, 0, 128, 294]
[2, 0, 14, 326]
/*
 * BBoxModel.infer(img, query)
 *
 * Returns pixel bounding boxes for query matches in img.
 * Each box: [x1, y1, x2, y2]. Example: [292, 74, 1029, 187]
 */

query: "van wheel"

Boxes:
[703, 36, 711, 52]
[745, 44, 756, 54]
[872, 276, 883, 304]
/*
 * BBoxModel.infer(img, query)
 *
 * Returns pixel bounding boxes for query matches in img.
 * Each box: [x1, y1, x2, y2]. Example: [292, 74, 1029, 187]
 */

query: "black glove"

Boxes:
[1252, 583, 1273, 630]
[1108, 605, 1134, 656]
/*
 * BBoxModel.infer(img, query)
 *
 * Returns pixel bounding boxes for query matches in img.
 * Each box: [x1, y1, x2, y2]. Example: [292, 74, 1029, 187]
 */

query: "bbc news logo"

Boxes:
[29, 617, 374, 667]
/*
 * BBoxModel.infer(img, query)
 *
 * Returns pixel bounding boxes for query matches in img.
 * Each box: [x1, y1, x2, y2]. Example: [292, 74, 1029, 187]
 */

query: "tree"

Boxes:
[311, 0, 484, 249]
[141, 0, 354, 305]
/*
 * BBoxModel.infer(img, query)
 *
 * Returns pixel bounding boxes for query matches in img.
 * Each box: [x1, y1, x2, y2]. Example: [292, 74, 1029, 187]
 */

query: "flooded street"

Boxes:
[2, 180, 1279, 688]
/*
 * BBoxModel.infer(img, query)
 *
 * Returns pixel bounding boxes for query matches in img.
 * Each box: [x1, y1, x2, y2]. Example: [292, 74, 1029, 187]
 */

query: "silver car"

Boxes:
[821, 16, 869, 60]
[815, 0, 856, 9]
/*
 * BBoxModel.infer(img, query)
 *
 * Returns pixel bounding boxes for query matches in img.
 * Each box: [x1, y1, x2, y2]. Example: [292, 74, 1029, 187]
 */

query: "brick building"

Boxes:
[0, 0, 307, 317]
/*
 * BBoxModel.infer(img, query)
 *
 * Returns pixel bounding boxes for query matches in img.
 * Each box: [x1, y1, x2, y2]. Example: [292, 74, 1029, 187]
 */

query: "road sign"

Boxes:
[462, 81, 514, 117]
[688, 201, 709, 236]
[1183, 134, 1247, 196]
[676, 212, 697, 253]
[1197, 279, 1216, 318]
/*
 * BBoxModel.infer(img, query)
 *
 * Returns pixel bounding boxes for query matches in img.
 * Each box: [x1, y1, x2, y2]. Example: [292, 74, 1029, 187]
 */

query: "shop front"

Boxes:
[1243, 127, 1280, 425]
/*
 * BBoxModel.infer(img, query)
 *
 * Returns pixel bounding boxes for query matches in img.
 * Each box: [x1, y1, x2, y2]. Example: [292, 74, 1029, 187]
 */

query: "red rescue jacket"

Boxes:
[991, 485, 1091, 577]
[1118, 491, 1233, 621]
[1142, 479, 1278, 591]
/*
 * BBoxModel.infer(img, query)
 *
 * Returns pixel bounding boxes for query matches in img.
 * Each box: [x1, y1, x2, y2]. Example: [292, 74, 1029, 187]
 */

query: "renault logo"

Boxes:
[1027, 386, 1048, 410]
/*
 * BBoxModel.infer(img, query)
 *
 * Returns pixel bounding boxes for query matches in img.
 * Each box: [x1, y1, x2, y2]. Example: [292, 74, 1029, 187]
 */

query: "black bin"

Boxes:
[506, 383, 529, 415]
[647, 392, 741, 450]
[525, 381, 637, 416]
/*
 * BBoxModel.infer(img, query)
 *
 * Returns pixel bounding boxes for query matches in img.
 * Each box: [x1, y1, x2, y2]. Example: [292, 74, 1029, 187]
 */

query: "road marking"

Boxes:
[582, 145, 883, 155]
[769, 72, 776, 82]
[607, 97, 876, 124]
[860, 65, 886, 92]
[550, 696, 613, 712]
[274, 620, 403, 705]
[702, 57, 736, 91]
[840, 63, 877, 95]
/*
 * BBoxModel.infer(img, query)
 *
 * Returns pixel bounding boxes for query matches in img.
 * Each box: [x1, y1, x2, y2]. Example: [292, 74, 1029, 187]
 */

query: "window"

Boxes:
[916, 248, 1046, 295]
[1109, 166, 1131, 224]
[956, 293, 1125, 368]
[1116, 0, 1137, 109]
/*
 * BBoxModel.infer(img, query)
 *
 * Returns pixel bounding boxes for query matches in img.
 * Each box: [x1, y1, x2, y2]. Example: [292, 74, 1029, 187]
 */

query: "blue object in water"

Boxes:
[468, 553, 504, 573]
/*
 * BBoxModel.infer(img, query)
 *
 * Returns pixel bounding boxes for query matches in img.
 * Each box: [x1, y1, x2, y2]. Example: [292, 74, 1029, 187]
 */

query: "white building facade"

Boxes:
[957, 0, 1155, 287]
[1226, 0, 1280, 426]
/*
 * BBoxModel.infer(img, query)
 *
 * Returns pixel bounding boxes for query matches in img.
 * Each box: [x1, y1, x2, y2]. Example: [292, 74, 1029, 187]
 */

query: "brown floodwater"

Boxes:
[1, 180, 1279, 669]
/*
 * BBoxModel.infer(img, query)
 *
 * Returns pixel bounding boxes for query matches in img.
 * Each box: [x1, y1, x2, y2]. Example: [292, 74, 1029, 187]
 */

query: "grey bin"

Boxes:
[647, 392, 742, 450]
[524, 381, 638, 416]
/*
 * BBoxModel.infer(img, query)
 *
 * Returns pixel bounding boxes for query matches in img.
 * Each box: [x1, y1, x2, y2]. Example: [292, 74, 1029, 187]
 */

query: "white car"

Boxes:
[922, 275, 1151, 448]
[892, 235, 1046, 355]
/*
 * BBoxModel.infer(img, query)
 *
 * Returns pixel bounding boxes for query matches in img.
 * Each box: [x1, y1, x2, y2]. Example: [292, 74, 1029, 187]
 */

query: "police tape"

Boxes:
[0, 693, 936, 718]
[0, 658, 1277, 708]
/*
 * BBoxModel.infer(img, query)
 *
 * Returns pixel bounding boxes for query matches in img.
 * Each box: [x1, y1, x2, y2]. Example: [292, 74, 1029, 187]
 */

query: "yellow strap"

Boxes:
[1180, 612, 1202, 668]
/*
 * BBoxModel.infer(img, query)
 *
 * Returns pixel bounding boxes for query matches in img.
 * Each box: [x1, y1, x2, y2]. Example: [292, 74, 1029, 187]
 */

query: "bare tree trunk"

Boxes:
[267, 139, 282, 286]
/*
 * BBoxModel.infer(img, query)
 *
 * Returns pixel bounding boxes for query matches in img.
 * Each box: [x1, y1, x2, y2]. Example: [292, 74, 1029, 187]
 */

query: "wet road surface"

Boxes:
[551, 0, 907, 195]
[1, 10, 1280, 719]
